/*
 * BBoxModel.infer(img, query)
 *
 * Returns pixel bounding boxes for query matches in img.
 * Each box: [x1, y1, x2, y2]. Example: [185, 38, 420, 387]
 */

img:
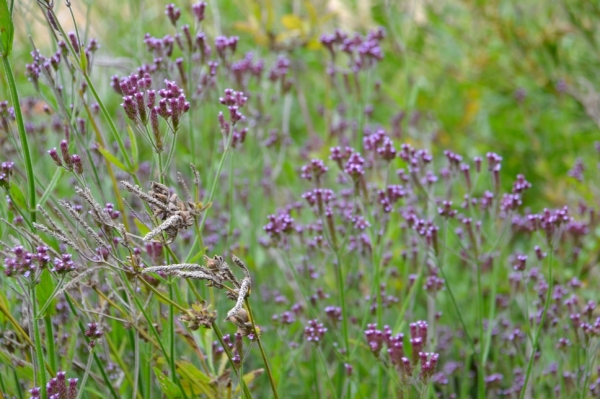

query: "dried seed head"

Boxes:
[180, 301, 216, 330]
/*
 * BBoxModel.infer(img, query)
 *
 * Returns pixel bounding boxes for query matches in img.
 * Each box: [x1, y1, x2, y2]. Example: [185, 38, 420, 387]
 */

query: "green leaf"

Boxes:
[153, 367, 181, 398]
[133, 218, 151, 236]
[176, 360, 217, 399]
[127, 125, 139, 172]
[0, 0, 14, 57]
[79, 49, 88, 72]
[0, 348, 33, 380]
[97, 144, 129, 172]
[234, 369, 264, 395]
[39, 168, 64, 208]
[9, 181, 28, 212]
[36, 269, 56, 316]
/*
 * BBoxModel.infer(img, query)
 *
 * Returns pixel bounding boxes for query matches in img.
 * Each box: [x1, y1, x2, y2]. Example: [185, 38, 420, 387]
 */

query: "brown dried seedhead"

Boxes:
[120, 180, 209, 243]
[180, 301, 217, 331]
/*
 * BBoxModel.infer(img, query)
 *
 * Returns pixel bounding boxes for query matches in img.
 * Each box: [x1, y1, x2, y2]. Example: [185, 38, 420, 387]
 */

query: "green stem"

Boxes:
[212, 322, 253, 399]
[43, 315, 57, 374]
[244, 299, 279, 399]
[333, 250, 349, 354]
[48, 10, 132, 173]
[64, 294, 120, 399]
[30, 286, 47, 399]
[1, 56, 36, 222]
[13, 368, 24, 399]
[519, 247, 555, 399]
[316, 347, 336, 399]
[185, 133, 234, 262]
[476, 260, 485, 399]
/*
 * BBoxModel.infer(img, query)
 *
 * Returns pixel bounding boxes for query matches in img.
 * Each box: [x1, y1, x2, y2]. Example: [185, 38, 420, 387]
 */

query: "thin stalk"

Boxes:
[335, 252, 350, 350]
[74, 347, 95, 399]
[244, 298, 279, 399]
[48, 10, 133, 172]
[30, 286, 47, 399]
[43, 315, 57, 374]
[0, 366, 6, 395]
[519, 248, 555, 399]
[64, 294, 120, 399]
[1, 56, 36, 222]
[140, 278, 186, 312]
[104, 334, 140, 398]
[185, 133, 235, 262]
[312, 348, 322, 399]
[13, 368, 24, 399]
[211, 322, 253, 399]
[475, 260, 485, 399]
[81, 101, 130, 231]
[316, 347, 337, 399]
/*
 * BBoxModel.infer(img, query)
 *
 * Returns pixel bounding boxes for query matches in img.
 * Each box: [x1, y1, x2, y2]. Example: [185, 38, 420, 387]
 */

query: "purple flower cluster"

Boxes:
[263, 210, 294, 243]
[26, 36, 98, 90]
[304, 319, 327, 343]
[29, 371, 78, 399]
[48, 140, 83, 174]
[0, 161, 14, 188]
[51, 254, 77, 274]
[3, 246, 50, 277]
[85, 322, 104, 347]
[219, 88, 247, 130]
[320, 27, 385, 71]
[118, 74, 190, 134]
[364, 321, 439, 383]
[300, 159, 328, 182]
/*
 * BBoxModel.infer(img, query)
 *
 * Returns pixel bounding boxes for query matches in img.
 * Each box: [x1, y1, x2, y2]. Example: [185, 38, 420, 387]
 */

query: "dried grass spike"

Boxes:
[177, 172, 193, 203]
[120, 181, 169, 212]
[143, 214, 182, 242]
[59, 200, 107, 248]
[231, 255, 251, 279]
[33, 222, 77, 248]
[142, 263, 211, 274]
[75, 186, 113, 226]
[225, 277, 251, 321]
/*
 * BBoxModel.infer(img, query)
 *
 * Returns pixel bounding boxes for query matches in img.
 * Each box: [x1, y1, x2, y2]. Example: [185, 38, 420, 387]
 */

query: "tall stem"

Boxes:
[476, 259, 485, 399]
[31, 286, 47, 399]
[244, 299, 279, 399]
[1, 56, 36, 222]
[519, 246, 555, 399]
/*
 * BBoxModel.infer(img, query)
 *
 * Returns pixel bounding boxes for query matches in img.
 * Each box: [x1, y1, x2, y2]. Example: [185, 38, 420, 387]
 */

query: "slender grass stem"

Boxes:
[185, 133, 234, 262]
[43, 315, 56, 374]
[316, 347, 337, 399]
[244, 298, 279, 399]
[30, 286, 47, 399]
[475, 258, 485, 399]
[519, 246, 555, 399]
[13, 368, 24, 399]
[1, 56, 36, 223]
[64, 294, 120, 399]
[211, 322, 253, 399]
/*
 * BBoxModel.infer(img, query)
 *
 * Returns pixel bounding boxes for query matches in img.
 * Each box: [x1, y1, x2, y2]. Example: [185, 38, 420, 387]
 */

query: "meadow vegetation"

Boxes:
[1, 0, 600, 398]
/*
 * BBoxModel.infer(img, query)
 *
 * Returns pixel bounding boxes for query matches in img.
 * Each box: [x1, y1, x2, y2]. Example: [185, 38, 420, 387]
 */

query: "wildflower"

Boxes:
[304, 319, 327, 343]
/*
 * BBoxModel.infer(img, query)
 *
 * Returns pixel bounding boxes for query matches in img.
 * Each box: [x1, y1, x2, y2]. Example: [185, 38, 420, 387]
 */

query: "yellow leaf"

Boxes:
[281, 14, 304, 31]
[304, 1, 319, 25]
[306, 37, 322, 50]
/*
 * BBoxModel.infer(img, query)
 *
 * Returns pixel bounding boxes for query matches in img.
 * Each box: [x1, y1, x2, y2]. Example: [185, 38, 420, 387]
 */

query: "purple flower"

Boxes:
[304, 319, 327, 343]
